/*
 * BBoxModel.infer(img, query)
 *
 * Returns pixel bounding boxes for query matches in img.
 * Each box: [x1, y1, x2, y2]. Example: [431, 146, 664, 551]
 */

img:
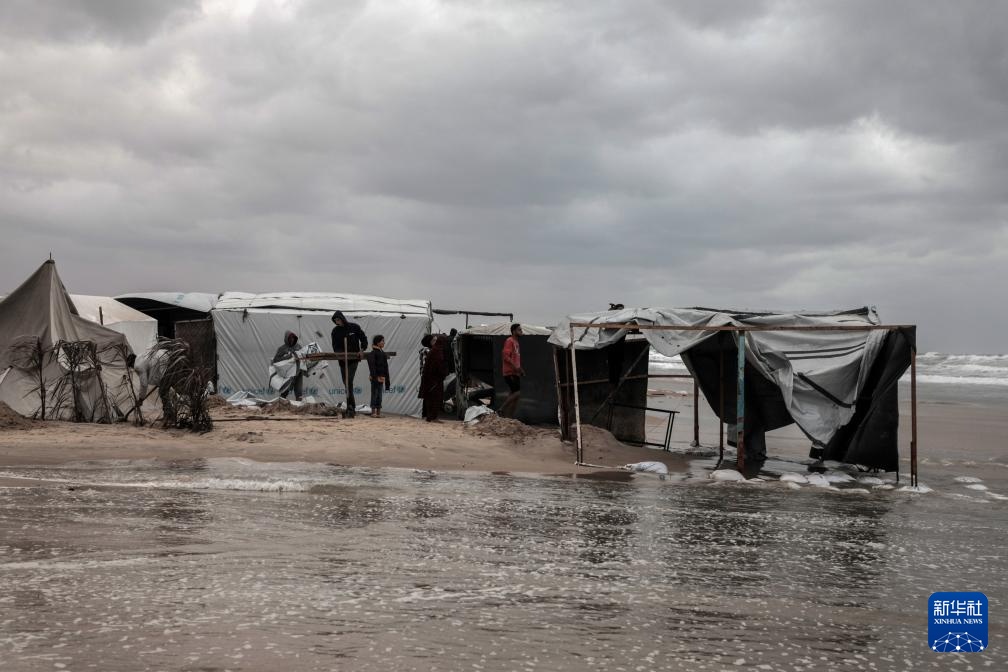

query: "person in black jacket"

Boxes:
[366, 334, 391, 417]
[331, 311, 367, 417]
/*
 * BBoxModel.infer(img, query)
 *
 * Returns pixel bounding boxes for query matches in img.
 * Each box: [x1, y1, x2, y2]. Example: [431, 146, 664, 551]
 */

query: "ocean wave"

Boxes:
[648, 349, 1008, 386]
[902, 374, 1008, 387]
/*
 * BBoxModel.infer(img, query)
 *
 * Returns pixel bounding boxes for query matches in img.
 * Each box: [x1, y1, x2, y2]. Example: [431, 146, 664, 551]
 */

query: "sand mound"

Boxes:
[205, 395, 228, 409]
[0, 401, 36, 430]
[572, 424, 631, 453]
[466, 415, 552, 444]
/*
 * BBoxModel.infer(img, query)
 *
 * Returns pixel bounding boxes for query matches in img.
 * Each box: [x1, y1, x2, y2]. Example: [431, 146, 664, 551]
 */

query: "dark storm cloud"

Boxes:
[1, 0, 1006, 351]
[0, 0, 199, 43]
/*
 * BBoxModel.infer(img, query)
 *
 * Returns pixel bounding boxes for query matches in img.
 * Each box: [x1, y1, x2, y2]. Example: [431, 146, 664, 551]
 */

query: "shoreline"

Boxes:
[1, 393, 1005, 488]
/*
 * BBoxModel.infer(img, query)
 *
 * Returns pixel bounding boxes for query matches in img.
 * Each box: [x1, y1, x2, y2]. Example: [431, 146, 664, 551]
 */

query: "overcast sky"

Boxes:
[1, 1, 1006, 352]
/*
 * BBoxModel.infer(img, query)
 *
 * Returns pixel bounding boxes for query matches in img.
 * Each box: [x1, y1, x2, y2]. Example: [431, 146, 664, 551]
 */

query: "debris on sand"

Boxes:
[258, 400, 341, 416]
[204, 395, 228, 409]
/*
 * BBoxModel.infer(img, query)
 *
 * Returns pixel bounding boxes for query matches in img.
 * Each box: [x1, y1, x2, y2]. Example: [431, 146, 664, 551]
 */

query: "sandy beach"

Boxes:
[0, 401, 690, 476]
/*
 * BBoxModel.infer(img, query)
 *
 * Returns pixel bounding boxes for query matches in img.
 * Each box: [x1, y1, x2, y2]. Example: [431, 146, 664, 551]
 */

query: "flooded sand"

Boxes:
[1, 459, 1005, 671]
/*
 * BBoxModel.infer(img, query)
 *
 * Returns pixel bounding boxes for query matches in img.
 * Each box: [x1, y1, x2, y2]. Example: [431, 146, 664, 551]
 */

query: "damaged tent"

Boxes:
[0, 260, 136, 421]
[549, 306, 916, 475]
[213, 292, 432, 415]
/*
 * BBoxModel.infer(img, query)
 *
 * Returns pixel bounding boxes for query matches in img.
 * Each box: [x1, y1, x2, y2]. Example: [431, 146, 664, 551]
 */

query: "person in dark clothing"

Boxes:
[331, 311, 367, 417]
[272, 330, 303, 401]
[418, 333, 448, 422]
[366, 334, 391, 417]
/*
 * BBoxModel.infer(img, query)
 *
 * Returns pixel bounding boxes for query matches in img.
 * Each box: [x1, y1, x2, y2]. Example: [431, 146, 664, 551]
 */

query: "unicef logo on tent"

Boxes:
[929, 592, 988, 653]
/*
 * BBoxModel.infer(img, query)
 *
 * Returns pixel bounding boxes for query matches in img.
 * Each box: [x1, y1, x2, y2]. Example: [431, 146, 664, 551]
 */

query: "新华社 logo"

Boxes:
[929, 592, 988, 653]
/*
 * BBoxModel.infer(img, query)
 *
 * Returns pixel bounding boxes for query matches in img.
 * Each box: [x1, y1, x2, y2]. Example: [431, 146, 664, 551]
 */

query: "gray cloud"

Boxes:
[1, 0, 1006, 352]
[0, 0, 199, 43]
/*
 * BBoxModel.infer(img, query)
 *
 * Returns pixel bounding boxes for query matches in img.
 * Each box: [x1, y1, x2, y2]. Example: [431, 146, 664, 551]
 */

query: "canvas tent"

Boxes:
[68, 295, 158, 357]
[0, 261, 136, 421]
[212, 292, 432, 415]
[549, 306, 915, 473]
[453, 323, 558, 424]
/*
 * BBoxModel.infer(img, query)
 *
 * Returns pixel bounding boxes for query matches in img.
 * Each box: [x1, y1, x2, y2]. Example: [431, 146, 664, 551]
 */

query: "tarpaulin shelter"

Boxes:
[115, 292, 219, 339]
[116, 292, 220, 381]
[453, 323, 557, 424]
[549, 306, 918, 481]
[0, 261, 136, 421]
[212, 292, 432, 416]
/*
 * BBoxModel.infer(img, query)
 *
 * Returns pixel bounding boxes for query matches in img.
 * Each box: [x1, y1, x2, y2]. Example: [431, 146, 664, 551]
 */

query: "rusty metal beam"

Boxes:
[569, 322, 914, 332]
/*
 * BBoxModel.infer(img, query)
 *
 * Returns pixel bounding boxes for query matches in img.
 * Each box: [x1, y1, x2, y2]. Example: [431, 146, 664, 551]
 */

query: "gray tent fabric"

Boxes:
[549, 307, 912, 469]
[0, 260, 135, 420]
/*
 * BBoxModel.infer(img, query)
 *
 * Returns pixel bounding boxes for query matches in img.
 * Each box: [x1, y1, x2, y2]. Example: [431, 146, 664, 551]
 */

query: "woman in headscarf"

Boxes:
[418, 333, 448, 422]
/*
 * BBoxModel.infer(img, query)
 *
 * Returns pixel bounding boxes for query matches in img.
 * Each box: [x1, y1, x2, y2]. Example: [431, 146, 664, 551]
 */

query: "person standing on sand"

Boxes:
[419, 333, 448, 422]
[366, 334, 390, 418]
[331, 311, 367, 417]
[272, 331, 304, 401]
[499, 323, 524, 419]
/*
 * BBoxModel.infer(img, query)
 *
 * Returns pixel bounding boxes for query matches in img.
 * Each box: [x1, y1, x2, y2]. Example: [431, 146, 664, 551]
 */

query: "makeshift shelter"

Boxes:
[453, 323, 558, 424]
[549, 306, 917, 481]
[212, 292, 432, 415]
[552, 335, 657, 447]
[0, 261, 136, 421]
[116, 292, 219, 379]
[69, 295, 158, 357]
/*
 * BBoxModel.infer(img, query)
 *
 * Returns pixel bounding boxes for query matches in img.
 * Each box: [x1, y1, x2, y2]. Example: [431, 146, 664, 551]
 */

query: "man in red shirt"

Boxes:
[499, 323, 524, 419]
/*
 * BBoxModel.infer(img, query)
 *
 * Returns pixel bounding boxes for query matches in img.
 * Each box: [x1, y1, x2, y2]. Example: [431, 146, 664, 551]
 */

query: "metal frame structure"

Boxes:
[605, 401, 678, 451]
[567, 321, 919, 486]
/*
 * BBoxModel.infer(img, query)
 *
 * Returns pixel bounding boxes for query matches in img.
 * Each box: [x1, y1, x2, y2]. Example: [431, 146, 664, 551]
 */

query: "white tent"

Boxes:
[68, 295, 158, 357]
[213, 292, 432, 415]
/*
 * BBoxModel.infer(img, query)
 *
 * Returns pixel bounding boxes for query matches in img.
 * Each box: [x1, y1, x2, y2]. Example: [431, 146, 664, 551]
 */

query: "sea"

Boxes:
[0, 352, 1005, 671]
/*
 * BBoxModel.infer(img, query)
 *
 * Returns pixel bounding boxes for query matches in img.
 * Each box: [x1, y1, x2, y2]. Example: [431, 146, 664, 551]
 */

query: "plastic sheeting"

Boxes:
[548, 306, 896, 448]
[213, 307, 430, 416]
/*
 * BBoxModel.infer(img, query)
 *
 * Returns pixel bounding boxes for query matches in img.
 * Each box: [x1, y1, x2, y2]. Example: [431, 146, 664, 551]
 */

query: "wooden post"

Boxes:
[569, 324, 584, 465]
[98, 305, 104, 325]
[736, 330, 746, 474]
[911, 346, 918, 487]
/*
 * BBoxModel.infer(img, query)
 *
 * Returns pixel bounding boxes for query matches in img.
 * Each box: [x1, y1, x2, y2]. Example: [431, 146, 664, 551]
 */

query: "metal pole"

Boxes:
[551, 347, 566, 434]
[719, 348, 724, 454]
[693, 377, 700, 446]
[569, 324, 585, 465]
[911, 347, 918, 488]
[736, 331, 746, 474]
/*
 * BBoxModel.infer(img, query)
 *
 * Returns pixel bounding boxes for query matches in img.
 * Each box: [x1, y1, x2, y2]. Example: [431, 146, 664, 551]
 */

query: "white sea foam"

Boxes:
[710, 469, 745, 482]
[954, 476, 983, 484]
[902, 352, 1008, 386]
